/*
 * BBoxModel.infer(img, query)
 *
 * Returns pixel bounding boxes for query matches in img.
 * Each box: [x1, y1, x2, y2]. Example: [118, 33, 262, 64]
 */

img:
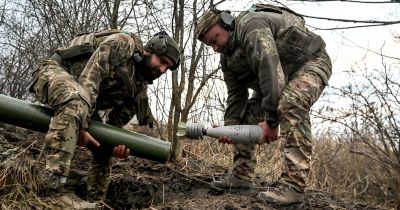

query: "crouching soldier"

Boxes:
[30, 30, 180, 206]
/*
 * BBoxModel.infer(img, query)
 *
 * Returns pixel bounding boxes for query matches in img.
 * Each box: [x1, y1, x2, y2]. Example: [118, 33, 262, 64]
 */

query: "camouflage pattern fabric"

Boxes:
[31, 60, 90, 176]
[30, 33, 147, 195]
[196, 10, 220, 39]
[86, 145, 115, 201]
[278, 51, 330, 192]
[199, 6, 332, 191]
[230, 51, 330, 190]
[231, 99, 264, 181]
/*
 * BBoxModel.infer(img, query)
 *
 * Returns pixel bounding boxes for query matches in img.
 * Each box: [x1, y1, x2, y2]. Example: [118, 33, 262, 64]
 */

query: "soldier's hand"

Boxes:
[113, 145, 130, 159]
[77, 129, 100, 147]
[212, 124, 235, 144]
[258, 121, 279, 145]
[218, 136, 234, 144]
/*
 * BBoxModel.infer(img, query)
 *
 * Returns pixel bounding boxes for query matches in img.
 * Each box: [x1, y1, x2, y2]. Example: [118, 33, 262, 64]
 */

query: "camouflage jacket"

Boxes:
[221, 6, 331, 124]
[60, 32, 148, 127]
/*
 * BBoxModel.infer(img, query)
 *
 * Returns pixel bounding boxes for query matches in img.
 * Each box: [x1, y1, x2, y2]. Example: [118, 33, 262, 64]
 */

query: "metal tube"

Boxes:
[0, 94, 171, 163]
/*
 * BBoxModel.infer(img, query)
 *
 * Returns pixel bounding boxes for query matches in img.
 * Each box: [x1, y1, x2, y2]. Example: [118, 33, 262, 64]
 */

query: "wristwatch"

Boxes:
[266, 120, 279, 128]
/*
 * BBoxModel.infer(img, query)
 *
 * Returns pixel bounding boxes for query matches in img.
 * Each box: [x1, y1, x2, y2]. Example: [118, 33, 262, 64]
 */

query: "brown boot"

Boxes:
[257, 183, 304, 209]
[211, 174, 254, 193]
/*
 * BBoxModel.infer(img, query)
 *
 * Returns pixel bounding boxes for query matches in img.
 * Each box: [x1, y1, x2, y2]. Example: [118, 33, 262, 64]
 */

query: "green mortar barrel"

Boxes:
[0, 94, 171, 163]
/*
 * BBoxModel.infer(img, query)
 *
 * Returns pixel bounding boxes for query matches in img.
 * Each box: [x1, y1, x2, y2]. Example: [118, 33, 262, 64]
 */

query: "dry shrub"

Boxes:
[178, 134, 396, 208]
[309, 137, 397, 208]
[128, 124, 397, 208]
[0, 139, 60, 209]
[254, 140, 282, 181]
[180, 137, 282, 182]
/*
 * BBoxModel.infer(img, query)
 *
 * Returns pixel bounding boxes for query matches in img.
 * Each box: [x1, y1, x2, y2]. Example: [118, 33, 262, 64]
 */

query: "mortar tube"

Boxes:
[0, 94, 171, 163]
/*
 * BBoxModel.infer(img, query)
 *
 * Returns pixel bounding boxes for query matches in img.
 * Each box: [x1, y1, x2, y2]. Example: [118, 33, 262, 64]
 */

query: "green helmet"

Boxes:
[144, 31, 181, 70]
[196, 10, 220, 40]
[196, 9, 235, 40]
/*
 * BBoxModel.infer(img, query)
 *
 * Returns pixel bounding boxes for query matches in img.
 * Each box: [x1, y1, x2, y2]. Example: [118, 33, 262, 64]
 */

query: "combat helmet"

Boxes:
[196, 8, 235, 40]
[144, 31, 181, 70]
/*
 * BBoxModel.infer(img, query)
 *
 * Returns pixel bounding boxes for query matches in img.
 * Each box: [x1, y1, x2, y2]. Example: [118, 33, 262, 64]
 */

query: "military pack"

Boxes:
[53, 29, 143, 78]
[247, 4, 326, 68]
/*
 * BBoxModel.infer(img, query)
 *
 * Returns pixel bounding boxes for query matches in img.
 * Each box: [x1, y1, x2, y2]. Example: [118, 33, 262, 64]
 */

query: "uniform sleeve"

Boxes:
[241, 21, 284, 122]
[106, 100, 136, 127]
[221, 55, 249, 125]
[78, 33, 136, 109]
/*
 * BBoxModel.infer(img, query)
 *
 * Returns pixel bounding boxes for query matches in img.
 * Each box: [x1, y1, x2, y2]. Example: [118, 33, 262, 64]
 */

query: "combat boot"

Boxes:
[256, 182, 304, 209]
[40, 172, 67, 196]
[86, 187, 107, 203]
[47, 174, 67, 189]
[211, 174, 254, 193]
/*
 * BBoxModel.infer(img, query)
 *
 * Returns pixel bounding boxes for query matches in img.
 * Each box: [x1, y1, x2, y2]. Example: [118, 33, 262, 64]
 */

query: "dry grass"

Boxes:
[179, 136, 397, 209]
[308, 138, 397, 208]
[181, 137, 282, 181]
[0, 138, 62, 209]
[0, 126, 397, 209]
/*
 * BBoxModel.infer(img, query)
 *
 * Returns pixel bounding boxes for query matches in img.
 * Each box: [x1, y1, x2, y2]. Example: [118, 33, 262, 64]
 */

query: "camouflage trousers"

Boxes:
[233, 51, 331, 192]
[30, 60, 114, 198]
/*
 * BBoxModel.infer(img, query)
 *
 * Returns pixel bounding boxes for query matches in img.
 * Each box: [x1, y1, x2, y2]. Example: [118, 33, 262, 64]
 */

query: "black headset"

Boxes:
[210, 8, 235, 31]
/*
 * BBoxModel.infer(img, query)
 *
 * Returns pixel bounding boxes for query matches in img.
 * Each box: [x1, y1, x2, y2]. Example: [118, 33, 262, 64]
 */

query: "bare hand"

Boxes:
[212, 124, 235, 144]
[77, 129, 100, 147]
[113, 145, 130, 159]
[258, 121, 279, 145]
[218, 136, 235, 144]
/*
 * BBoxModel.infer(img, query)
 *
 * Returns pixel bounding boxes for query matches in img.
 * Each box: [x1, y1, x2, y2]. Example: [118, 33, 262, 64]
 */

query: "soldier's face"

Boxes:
[148, 54, 174, 74]
[139, 53, 174, 82]
[201, 24, 230, 53]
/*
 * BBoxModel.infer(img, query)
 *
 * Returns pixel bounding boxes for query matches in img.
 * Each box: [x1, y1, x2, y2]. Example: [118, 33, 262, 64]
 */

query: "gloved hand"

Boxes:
[135, 96, 154, 128]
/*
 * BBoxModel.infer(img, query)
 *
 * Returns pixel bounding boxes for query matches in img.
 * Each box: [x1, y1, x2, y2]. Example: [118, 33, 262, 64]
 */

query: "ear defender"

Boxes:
[210, 8, 235, 31]
[219, 11, 235, 31]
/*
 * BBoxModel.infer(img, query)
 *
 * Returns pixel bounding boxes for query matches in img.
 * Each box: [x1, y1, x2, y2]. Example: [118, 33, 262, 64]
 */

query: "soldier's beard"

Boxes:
[137, 54, 162, 83]
[219, 44, 229, 54]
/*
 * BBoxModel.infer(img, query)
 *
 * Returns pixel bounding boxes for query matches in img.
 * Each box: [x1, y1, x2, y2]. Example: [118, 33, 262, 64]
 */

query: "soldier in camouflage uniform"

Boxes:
[196, 4, 331, 208]
[30, 30, 180, 204]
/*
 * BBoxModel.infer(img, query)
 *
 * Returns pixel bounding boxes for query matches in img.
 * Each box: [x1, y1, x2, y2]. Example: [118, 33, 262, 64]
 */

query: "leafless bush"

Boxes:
[309, 136, 397, 208]
[314, 56, 400, 208]
[0, 138, 57, 209]
[0, 0, 137, 99]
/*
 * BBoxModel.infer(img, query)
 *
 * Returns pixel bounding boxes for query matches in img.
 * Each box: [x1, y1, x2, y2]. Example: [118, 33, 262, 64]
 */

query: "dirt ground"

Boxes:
[0, 126, 388, 210]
